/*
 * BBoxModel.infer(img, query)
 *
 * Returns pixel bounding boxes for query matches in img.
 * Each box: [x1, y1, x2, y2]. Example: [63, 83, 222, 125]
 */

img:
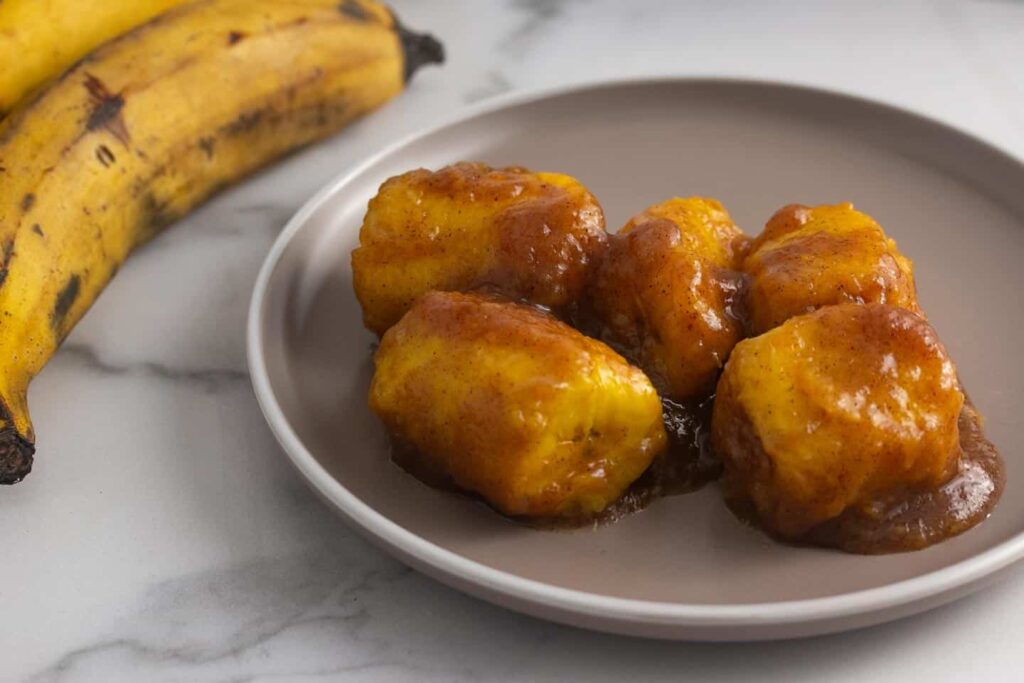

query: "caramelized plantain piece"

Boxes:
[369, 291, 667, 519]
[711, 303, 963, 538]
[743, 203, 919, 334]
[588, 198, 747, 401]
[352, 162, 607, 335]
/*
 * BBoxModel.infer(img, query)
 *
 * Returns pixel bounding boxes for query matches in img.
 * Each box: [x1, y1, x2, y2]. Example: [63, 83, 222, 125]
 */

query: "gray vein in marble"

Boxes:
[26, 538, 491, 683]
[27, 562, 371, 680]
[156, 202, 296, 245]
[33, 615, 370, 679]
[56, 343, 248, 393]
[500, 0, 585, 55]
[463, 70, 515, 104]
[24, 533, 1024, 681]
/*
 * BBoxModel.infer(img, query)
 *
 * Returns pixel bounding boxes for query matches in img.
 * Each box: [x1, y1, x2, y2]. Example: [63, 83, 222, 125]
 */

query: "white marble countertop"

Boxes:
[5, 1, 1024, 680]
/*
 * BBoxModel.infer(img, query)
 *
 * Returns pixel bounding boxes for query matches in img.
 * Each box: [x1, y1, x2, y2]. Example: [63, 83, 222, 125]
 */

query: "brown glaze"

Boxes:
[391, 395, 719, 529]
[384, 297, 1004, 551]
[356, 180, 1005, 553]
[370, 291, 666, 520]
[711, 304, 966, 538]
[587, 397, 720, 526]
[743, 203, 919, 334]
[753, 402, 1005, 554]
[392, 383, 1003, 554]
[352, 162, 608, 335]
[586, 198, 749, 402]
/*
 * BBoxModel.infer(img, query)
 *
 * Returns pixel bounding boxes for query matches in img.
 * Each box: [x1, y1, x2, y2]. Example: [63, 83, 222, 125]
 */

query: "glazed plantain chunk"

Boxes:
[352, 162, 607, 335]
[369, 291, 667, 519]
[588, 198, 747, 401]
[711, 303, 963, 539]
[744, 203, 919, 334]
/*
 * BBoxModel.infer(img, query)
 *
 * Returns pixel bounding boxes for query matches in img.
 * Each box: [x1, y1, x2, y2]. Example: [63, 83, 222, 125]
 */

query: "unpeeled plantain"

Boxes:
[0, 0, 443, 483]
[0, 0, 195, 115]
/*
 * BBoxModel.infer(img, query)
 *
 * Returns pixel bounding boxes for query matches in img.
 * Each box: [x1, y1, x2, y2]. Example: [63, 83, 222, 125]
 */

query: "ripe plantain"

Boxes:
[0, 0, 443, 484]
[0, 0, 196, 115]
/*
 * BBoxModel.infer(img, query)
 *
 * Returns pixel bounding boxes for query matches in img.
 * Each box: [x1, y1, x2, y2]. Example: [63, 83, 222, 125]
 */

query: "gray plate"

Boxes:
[247, 79, 1024, 640]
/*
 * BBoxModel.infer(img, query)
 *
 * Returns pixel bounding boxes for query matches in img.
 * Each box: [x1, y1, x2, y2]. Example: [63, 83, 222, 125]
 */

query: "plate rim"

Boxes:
[246, 76, 1024, 634]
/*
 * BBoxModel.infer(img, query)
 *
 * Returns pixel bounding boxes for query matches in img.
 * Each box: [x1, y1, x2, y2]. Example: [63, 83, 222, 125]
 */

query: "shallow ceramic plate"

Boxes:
[247, 79, 1024, 640]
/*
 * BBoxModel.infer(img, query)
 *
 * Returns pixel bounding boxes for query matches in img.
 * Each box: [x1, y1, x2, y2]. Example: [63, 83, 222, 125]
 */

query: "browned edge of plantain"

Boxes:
[0, 6, 444, 485]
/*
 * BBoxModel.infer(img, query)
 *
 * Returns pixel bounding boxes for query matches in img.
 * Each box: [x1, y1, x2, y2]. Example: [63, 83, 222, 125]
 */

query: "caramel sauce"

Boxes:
[389, 396, 721, 530]
[799, 401, 1005, 553]
[391, 393, 1004, 552]
[590, 397, 720, 525]
[378, 234, 1005, 552]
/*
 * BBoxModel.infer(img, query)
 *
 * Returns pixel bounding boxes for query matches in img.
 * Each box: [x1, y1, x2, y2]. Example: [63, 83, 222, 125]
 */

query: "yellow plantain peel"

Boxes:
[0, 0, 443, 484]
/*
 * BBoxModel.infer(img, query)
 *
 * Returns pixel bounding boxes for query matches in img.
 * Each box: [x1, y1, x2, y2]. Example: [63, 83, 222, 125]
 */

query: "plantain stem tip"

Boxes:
[0, 429, 34, 484]
[396, 21, 444, 83]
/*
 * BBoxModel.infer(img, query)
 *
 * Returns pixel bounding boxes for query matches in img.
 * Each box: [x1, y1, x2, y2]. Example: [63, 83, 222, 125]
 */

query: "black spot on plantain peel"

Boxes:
[394, 16, 444, 83]
[221, 110, 264, 136]
[198, 136, 216, 159]
[84, 74, 130, 145]
[51, 274, 81, 338]
[96, 144, 116, 167]
[138, 193, 180, 236]
[338, 0, 371, 21]
[0, 239, 14, 288]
